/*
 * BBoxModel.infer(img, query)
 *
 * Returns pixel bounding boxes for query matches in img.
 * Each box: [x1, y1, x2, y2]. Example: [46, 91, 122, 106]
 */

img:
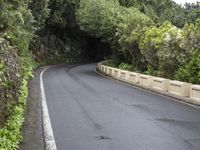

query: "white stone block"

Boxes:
[169, 81, 191, 97]
[127, 72, 140, 84]
[139, 74, 153, 88]
[190, 85, 200, 101]
[152, 77, 169, 91]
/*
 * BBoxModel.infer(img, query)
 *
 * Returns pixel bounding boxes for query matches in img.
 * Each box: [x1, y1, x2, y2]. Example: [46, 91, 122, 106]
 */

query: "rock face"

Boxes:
[0, 38, 22, 127]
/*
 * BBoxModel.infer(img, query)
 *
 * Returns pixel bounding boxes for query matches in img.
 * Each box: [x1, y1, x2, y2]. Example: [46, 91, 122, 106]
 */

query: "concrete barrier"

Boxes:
[107, 67, 110, 75]
[97, 63, 200, 106]
[104, 66, 108, 75]
[127, 72, 140, 84]
[113, 69, 120, 79]
[101, 65, 105, 72]
[152, 77, 169, 92]
[169, 81, 191, 97]
[97, 63, 102, 70]
[108, 67, 113, 76]
[119, 70, 128, 81]
[139, 74, 153, 88]
[100, 64, 103, 71]
[190, 85, 200, 101]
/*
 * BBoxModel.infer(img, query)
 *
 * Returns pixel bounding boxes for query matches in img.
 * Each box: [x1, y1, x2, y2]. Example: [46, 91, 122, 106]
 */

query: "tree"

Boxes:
[184, 2, 200, 24]
[47, 0, 79, 29]
[117, 7, 153, 70]
[118, 0, 140, 8]
[118, 0, 185, 27]
[29, 0, 50, 29]
[180, 19, 200, 56]
[140, 22, 183, 78]
[0, 0, 36, 62]
[76, 0, 121, 46]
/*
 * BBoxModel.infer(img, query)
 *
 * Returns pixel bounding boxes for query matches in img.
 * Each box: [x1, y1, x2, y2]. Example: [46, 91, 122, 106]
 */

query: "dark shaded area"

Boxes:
[33, 26, 112, 64]
[81, 34, 111, 62]
[63, 27, 112, 61]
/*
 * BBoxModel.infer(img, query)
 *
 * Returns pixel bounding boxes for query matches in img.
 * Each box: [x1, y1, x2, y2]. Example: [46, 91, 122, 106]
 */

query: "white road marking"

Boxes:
[40, 67, 57, 150]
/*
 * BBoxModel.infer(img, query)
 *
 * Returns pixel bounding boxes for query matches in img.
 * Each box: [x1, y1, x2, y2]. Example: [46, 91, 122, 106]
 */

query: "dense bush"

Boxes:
[0, 75, 31, 150]
[175, 51, 200, 84]
[118, 63, 134, 71]
[180, 19, 200, 56]
[140, 21, 183, 78]
[102, 59, 118, 68]
[174, 19, 200, 83]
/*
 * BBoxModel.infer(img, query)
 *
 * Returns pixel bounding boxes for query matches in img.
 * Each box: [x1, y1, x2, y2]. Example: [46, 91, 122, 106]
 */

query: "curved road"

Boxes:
[43, 64, 200, 150]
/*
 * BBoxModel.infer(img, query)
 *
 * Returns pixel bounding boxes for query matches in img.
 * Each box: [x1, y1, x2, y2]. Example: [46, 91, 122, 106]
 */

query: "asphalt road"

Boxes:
[43, 64, 200, 150]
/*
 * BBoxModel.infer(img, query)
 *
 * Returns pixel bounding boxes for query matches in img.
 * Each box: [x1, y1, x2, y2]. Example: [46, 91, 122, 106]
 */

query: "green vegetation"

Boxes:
[0, 0, 35, 149]
[117, 7, 153, 71]
[119, 63, 134, 71]
[0, 0, 200, 149]
[76, 0, 121, 46]
[77, 0, 200, 81]
[0, 39, 33, 149]
[140, 21, 183, 78]
[0, 71, 32, 149]
[175, 51, 200, 84]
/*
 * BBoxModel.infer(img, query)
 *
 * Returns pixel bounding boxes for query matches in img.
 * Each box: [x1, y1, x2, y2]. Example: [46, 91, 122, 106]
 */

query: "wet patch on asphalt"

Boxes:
[130, 104, 158, 115]
[94, 135, 112, 140]
[156, 118, 200, 129]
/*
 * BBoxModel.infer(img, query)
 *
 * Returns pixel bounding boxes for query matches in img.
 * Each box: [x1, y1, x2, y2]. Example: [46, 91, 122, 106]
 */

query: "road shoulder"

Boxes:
[20, 68, 45, 150]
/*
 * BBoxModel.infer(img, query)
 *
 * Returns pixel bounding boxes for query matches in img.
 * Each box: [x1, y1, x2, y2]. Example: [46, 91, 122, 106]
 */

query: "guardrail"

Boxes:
[97, 63, 200, 106]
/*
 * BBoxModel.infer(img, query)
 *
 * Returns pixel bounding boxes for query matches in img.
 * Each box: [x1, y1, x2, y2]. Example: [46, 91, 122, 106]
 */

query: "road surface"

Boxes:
[43, 64, 200, 150]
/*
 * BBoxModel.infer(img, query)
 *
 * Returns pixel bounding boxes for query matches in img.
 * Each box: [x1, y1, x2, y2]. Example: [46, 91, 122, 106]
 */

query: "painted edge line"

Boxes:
[40, 67, 57, 150]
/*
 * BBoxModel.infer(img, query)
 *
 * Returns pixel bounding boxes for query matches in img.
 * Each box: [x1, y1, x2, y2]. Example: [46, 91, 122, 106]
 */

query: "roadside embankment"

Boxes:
[0, 38, 34, 149]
